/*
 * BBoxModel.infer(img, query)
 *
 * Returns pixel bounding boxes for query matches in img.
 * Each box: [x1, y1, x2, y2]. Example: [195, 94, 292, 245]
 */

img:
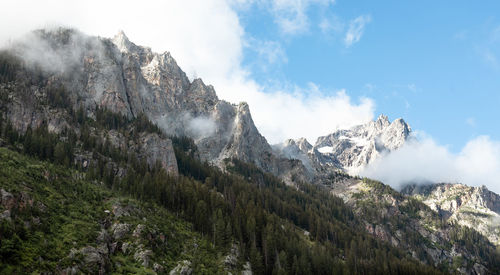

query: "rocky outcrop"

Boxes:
[169, 260, 192, 275]
[4, 27, 306, 179]
[402, 183, 500, 245]
[276, 115, 411, 177]
[330, 178, 492, 273]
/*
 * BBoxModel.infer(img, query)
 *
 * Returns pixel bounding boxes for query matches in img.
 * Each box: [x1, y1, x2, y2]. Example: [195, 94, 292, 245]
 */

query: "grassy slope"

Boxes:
[0, 147, 226, 274]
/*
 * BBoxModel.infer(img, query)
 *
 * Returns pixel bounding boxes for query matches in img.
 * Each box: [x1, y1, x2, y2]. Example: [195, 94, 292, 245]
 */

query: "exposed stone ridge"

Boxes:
[402, 183, 500, 245]
[6, 28, 306, 180]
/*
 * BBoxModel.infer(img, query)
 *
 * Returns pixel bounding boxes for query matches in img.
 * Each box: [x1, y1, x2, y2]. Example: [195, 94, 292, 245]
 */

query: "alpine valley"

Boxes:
[0, 28, 498, 274]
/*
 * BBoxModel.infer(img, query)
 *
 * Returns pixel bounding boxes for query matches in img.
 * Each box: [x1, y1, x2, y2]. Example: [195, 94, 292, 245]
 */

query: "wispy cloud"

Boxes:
[465, 117, 476, 127]
[246, 37, 287, 65]
[476, 25, 500, 70]
[265, 0, 335, 35]
[482, 49, 499, 69]
[407, 83, 417, 92]
[319, 15, 344, 35]
[344, 15, 371, 47]
[454, 30, 468, 40]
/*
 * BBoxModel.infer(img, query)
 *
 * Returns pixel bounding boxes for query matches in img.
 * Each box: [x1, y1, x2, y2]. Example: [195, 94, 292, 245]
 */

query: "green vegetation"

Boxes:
[0, 113, 444, 274]
[0, 147, 224, 274]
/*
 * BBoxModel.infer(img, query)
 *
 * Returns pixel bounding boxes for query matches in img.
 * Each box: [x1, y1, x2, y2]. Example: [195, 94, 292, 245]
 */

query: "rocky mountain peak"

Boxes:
[295, 137, 313, 152]
[313, 115, 411, 172]
[112, 30, 133, 53]
[375, 114, 390, 127]
[2, 28, 309, 180]
[275, 115, 413, 178]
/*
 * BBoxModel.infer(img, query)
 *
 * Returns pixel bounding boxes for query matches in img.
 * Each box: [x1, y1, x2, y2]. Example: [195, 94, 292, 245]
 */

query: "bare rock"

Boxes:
[132, 224, 145, 238]
[224, 244, 239, 269]
[1, 189, 15, 209]
[110, 223, 130, 240]
[169, 260, 192, 275]
[0, 210, 11, 221]
[242, 262, 253, 275]
[134, 245, 153, 268]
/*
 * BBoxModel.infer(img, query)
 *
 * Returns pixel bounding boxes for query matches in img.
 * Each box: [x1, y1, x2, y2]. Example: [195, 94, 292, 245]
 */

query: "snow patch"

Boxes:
[318, 146, 334, 154]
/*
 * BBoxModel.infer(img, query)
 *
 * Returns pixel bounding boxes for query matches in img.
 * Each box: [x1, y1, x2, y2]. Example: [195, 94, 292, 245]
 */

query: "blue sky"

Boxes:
[238, 0, 500, 152]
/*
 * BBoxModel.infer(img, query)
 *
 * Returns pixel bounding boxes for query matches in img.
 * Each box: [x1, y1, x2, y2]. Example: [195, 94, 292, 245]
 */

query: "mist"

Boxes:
[7, 28, 107, 74]
[155, 112, 218, 141]
[186, 116, 217, 139]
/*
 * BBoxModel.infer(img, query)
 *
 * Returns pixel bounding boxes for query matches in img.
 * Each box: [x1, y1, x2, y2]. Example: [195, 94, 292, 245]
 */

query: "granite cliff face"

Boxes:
[402, 183, 500, 245]
[328, 178, 495, 274]
[4, 28, 305, 181]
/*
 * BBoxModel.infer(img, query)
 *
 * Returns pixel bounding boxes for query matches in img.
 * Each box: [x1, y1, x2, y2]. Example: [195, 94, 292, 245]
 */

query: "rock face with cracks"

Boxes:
[402, 183, 500, 245]
[5, 28, 307, 182]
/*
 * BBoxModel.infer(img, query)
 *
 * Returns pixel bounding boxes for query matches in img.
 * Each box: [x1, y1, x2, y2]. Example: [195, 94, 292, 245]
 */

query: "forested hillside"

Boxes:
[0, 41, 499, 274]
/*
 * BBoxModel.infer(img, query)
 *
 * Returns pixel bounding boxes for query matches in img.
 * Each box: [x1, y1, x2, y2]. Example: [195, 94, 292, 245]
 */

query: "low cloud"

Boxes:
[9, 29, 107, 75]
[187, 116, 217, 139]
[155, 113, 217, 140]
[344, 15, 371, 47]
[361, 133, 500, 194]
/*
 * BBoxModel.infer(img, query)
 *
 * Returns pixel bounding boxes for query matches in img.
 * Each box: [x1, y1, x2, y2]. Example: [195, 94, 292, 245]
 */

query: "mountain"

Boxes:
[402, 183, 500, 246]
[276, 114, 411, 178]
[328, 177, 499, 275]
[1, 27, 500, 274]
[5, 28, 306, 184]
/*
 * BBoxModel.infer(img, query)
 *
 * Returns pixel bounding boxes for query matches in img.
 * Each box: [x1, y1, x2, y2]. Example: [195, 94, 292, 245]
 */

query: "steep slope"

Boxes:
[0, 112, 448, 274]
[5, 28, 306, 182]
[329, 177, 500, 274]
[0, 147, 231, 274]
[402, 183, 500, 246]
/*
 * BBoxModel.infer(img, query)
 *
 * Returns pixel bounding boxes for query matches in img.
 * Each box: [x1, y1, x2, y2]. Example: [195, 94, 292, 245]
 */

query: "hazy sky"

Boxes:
[2, 0, 500, 192]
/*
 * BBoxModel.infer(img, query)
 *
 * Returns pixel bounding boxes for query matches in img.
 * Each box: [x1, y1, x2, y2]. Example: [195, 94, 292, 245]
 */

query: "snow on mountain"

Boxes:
[276, 114, 412, 176]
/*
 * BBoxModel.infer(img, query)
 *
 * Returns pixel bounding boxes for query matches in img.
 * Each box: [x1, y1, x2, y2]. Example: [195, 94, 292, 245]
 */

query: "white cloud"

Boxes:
[344, 15, 371, 47]
[187, 116, 217, 139]
[247, 85, 375, 143]
[361, 134, 500, 194]
[263, 0, 335, 35]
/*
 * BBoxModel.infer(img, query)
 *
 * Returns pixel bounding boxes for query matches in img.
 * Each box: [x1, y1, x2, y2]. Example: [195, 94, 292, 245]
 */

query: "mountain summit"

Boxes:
[276, 115, 412, 177]
[5, 28, 307, 183]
